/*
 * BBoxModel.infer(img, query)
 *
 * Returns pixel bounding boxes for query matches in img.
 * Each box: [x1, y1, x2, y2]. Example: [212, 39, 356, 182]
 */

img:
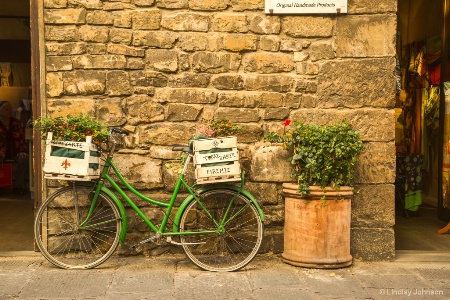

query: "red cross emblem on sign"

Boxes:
[61, 159, 71, 170]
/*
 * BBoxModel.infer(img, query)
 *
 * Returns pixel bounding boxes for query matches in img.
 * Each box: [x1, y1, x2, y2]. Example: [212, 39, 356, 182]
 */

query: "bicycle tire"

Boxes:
[34, 185, 121, 269]
[179, 189, 264, 272]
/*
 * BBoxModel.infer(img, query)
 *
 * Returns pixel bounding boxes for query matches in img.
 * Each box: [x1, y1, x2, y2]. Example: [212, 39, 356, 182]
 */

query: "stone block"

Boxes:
[259, 36, 280, 52]
[86, 10, 114, 25]
[192, 52, 241, 73]
[317, 57, 395, 108]
[47, 98, 95, 116]
[161, 13, 210, 32]
[97, 97, 127, 126]
[108, 44, 145, 57]
[283, 93, 302, 109]
[45, 25, 78, 41]
[263, 108, 290, 120]
[135, 0, 156, 6]
[110, 28, 133, 44]
[86, 43, 106, 54]
[249, 15, 281, 34]
[245, 182, 279, 205]
[244, 74, 294, 92]
[249, 143, 292, 182]
[113, 10, 132, 28]
[111, 154, 164, 189]
[189, 0, 228, 11]
[222, 34, 257, 52]
[211, 75, 244, 90]
[211, 14, 249, 33]
[155, 88, 217, 104]
[126, 94, 165, 125]
[133, 31, 178, 48]
[145, 49, 178, 72]
[347, 0, 397, 14]
[351, 184, 395, 228]
[335, 15, 396, 57]
[67, 0, 102, 9]
[169, 73, 211, 88]
[132, 10, 161, 30]
[355, 142, 396, 184]
[236, 124, 264, 143]
[215, 107, 260, 122]
[283, 16, 333, 37]
[149, 146, 181, 160]
[63, 70, 106, 95]
[140, 123, 193, 145]
[280, 39, 310, 51]
[73, 55, 127, 69]
[156, 0, 188, 9]
[351, 228, 395, 261]
[106, 70, 132, 96]
[254, 92, 284, 108]
[46, 72, 64, 97]
[217, 92, 258, 108]
[230, 0, 264, 11]
[44, 8, 86, 24]
[45, 0, 68, 8]
[46, 42, 86, 55]
[130, 70, 168, 87]
[308, 41, 335, 61]
[179, 33, 222, 51]
[46, 56, 73, 71]
[243, 52, 294, 73]
[167, 104, 203, 121]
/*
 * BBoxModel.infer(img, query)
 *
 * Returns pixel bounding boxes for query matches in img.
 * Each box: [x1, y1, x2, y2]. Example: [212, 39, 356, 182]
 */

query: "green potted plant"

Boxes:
[33, 114, 109, 145]
[265, 120, 364, 268]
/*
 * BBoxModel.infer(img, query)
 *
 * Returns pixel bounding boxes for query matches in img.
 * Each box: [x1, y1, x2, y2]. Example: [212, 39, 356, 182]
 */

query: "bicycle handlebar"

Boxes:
[110, 128, 130, 135]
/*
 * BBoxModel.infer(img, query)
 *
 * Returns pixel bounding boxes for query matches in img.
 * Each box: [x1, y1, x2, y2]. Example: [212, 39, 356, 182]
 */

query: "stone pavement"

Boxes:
[0, 251, 449, 300]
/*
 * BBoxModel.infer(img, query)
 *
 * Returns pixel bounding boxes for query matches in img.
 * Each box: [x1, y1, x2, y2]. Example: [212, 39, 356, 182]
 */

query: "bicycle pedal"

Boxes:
[166, 237, 206, 245]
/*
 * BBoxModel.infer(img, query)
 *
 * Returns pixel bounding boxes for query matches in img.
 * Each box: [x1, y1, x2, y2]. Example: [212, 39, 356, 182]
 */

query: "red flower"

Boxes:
[284, 120, 291, 127]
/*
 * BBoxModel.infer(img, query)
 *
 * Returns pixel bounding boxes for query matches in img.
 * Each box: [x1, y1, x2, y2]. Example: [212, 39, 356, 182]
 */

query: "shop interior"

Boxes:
[395, 0, 450, 256]
[0, 0, 34, 251]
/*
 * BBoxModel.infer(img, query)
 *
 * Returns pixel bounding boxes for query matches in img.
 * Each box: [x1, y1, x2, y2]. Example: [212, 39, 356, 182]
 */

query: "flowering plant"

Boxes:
[195, 118, 242, 138]
[33, 114, 109, 145]
[265, 120, 364, 196]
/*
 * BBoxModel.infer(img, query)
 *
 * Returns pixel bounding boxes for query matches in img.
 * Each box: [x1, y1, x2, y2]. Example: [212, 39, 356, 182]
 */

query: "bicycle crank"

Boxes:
[129, 232, 163, 250]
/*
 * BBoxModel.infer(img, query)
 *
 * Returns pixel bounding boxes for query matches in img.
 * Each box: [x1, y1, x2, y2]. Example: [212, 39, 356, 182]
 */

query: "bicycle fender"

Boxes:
[100, 186, 128, 245]
[172, 183, 265, 232]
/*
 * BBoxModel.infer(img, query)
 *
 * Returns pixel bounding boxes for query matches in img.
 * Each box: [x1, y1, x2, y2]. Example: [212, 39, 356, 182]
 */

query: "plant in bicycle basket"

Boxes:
[195, 118, 242, 138]
[265, 119, 364, 196]
[33, 114, 109, 145]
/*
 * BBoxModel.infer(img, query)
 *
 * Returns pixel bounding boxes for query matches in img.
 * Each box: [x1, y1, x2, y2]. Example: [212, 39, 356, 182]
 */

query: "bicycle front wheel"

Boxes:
[179, 189, 264, 272]
[34, 185, 121, 269]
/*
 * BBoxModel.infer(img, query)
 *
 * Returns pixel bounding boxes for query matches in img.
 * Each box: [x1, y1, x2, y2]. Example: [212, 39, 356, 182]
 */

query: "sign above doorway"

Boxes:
[265, 0, 347, 14]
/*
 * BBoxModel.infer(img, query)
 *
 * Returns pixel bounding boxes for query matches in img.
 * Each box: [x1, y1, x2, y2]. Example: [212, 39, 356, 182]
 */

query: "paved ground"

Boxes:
[0, 251, 449, 300]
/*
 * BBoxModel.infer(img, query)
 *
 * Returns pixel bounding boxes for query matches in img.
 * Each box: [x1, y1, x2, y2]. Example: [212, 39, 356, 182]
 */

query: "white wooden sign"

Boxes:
[265, 0, 347, 14]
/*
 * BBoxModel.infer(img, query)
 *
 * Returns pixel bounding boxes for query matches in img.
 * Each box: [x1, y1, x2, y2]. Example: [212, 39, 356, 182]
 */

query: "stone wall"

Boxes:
[42, 0, 397, 260]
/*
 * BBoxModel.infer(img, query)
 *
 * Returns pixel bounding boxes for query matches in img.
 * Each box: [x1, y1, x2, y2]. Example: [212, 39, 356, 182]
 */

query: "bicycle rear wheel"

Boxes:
[34, 185, 121, 269]
[179, 189, 264, 272]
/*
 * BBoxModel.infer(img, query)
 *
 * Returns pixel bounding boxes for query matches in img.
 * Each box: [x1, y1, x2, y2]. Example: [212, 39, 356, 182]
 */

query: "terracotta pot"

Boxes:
[281, 183, 353, 269]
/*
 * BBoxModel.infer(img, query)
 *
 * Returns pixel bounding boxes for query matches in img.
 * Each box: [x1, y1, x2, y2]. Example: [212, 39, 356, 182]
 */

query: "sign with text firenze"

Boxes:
[265, 0, 347, 14]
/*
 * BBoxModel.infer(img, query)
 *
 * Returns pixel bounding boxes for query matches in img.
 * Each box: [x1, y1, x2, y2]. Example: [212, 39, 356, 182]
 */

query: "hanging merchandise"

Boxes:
[424, 85, 440, 137]
[442, 82, 450, 209]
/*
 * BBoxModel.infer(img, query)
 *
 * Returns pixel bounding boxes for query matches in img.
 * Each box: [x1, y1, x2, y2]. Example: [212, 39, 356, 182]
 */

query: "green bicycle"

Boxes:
[34, 128, 265, 272]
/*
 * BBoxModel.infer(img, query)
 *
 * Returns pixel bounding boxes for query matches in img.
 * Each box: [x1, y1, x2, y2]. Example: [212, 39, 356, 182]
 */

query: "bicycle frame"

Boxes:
[82, 150, 265, 246]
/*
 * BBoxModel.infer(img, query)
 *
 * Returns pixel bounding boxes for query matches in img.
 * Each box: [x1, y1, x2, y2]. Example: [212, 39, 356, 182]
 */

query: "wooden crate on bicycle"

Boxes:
[192, 136, 241, 184]
[43, 132, 102, 181]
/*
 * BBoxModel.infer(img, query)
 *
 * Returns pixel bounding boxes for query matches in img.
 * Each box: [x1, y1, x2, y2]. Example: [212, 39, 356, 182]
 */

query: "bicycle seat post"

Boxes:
[181, 153, 192, 175]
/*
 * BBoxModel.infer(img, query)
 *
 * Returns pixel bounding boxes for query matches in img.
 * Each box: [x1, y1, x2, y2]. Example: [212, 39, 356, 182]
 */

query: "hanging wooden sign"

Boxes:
[265, 0, 347, 14]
